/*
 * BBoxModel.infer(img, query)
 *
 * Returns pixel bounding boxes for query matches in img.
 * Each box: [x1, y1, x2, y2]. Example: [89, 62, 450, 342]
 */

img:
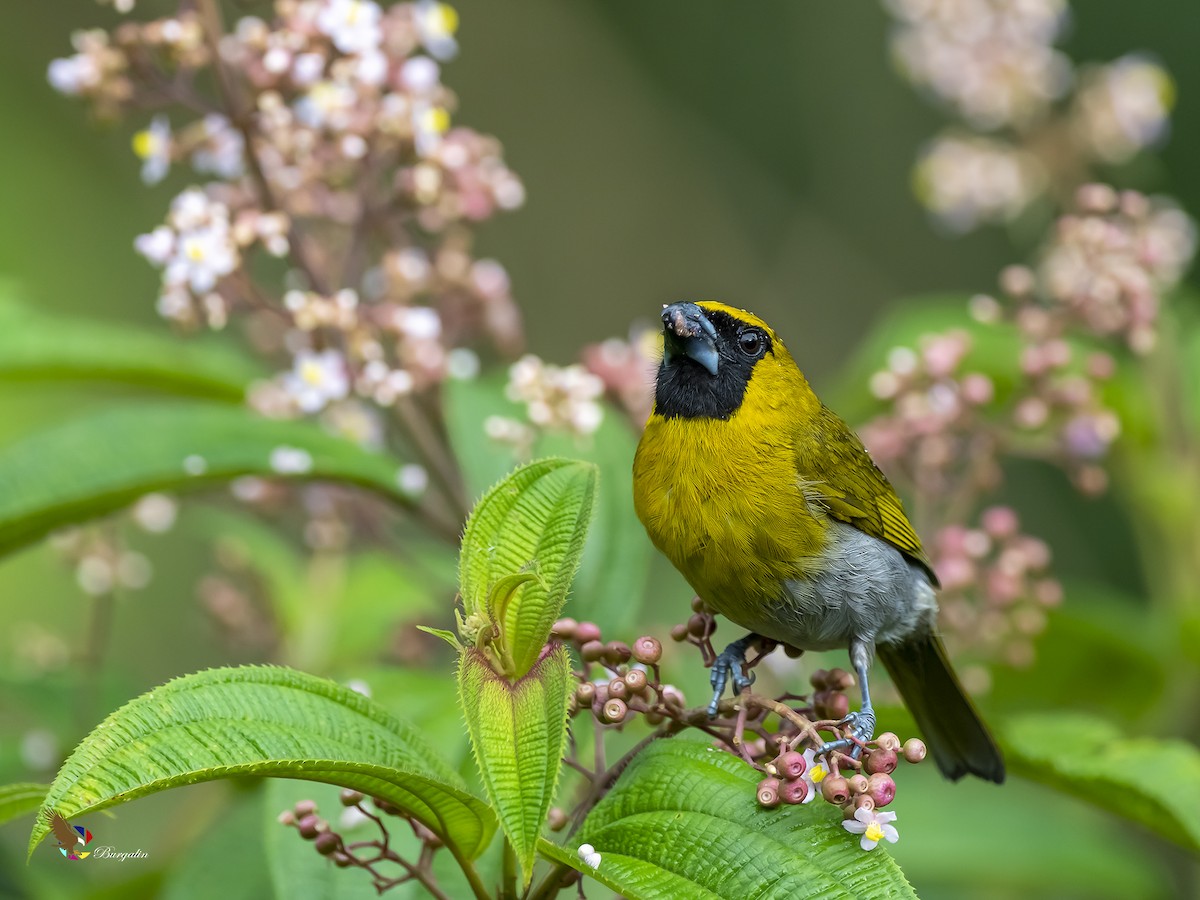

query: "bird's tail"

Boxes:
[877, 631, 1005, 784]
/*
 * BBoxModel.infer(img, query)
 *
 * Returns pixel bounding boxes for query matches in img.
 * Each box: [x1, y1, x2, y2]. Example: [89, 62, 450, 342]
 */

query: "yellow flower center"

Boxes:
[810, 764, 827, 784]
[865, 823, 884, 843]
[434, 3, 459, 35]
[421, 107, 450, 134]
[132, 130, 159, 159]
[300, 361, 325, 385]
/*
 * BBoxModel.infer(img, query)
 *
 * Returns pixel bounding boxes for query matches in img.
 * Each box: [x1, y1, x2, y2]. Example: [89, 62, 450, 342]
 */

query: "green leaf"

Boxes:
[417, 625, 463, 651]
[0, 293, 260, 400]
[0, 783, 47, 827]
[459, 646, 572, 887]
[444, 374, 653, 635]
[28, 666, 496, 862]
[546, 737, 917, 899]
[459, 458, 597, 677]
[1003, 711, 1200, 854]
[0, 402, 415, 557]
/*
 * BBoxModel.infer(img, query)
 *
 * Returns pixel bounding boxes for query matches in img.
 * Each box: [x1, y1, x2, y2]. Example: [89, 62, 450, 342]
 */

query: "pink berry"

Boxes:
[776, 751, 807, 780]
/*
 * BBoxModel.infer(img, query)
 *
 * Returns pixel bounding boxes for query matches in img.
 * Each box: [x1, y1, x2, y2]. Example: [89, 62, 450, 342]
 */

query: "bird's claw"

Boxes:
[707, 642, 755, 718]
[817, 709, 876, 759]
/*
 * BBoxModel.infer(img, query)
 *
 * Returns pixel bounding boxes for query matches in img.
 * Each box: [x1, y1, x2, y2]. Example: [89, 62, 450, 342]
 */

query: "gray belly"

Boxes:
[738, 521, 938, 652]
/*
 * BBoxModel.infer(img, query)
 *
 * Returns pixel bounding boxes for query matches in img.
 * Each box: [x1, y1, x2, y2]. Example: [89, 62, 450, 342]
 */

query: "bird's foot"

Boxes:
[707, 636, 757, 718]
[817, 708, 876, 759]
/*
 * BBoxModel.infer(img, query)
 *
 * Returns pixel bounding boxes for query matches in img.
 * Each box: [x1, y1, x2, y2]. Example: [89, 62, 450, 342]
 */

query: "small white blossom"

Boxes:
[295, 79, 358, 130]
[47, 54, 100, 95]
[316, 0, 383, 55]
[131, 493, 178, 533]
[132, 115, 172, 185]
[1075, 56, 1174, 164]
[401, 57, 441, 94]
[283, 349, 351, 413]
[192, 115, 246, 179]
[842, 807, 899, 852]
[506, 355, 605, 437]
[135, 226, 175, 265]
[269, 446, 314, 475]
[77, 556, 114, 596]
[397, 463, 429, 496]
[415, 1, 459, 61]
[447, 347, 480, 380]
[576, 843, 601, 870]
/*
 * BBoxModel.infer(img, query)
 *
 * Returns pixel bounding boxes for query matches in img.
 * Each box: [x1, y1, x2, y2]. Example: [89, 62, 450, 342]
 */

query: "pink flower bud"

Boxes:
[756, 777, 781, 808]
[864, 749, 897, 775]
[780, 778, 809, 805]
[902, 738, 927, 763]
[867, 773, 896, 807]
[776, 751, 807, 780]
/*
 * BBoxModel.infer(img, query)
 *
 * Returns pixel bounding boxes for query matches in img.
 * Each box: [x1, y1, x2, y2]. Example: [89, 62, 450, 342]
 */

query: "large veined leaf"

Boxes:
[0, 783, 47, 827]
[458, 458, 597, 677]
[0, 293, 260, 400]
[542, 737, 917, 899]
[459, 645, 572, 886]
[1003, 711, 1200, 854]
[0, 402, 416, 557]
[28, 666, 496, 862]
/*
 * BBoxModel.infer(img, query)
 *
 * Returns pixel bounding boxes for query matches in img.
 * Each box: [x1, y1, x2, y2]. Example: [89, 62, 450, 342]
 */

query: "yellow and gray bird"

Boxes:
[632, 301, 1004, 782]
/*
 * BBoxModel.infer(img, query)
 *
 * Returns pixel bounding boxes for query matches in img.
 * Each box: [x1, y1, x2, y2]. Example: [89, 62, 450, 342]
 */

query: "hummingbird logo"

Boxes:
[44, 809, 93, 861]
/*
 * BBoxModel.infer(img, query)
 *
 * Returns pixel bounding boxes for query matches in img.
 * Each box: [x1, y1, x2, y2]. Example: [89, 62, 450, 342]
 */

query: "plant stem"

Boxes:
[501, 836, 518, 900]
[446, 841, 494, 900]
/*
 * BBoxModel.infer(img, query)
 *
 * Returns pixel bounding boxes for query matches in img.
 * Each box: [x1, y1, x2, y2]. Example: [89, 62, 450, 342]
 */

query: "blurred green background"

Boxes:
[2, 1, 1198, 898]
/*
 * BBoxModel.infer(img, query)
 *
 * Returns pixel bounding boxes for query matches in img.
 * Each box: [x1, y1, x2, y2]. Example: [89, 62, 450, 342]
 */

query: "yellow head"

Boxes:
[653, 301, 819, 423]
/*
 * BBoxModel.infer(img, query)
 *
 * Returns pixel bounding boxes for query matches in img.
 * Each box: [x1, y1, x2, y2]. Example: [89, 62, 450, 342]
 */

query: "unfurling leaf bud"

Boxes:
[821, 775, 850, 805]
[757, 777, 781, 808]
[776, 750, 807, 780]
[876, 732, 901, 751]
[781, 778, 809, 805]
[548, 807, 569, 832]
[575, 621, 602, 644]
[865, 748, 898, 775]
[624, 668, 648, 693]
[848, 774, 870, 795]
[339, 789, 364, 807]
[602, 698, 627, 723]
[670, 623, 689, 642]
[903, 738, 928, 763]
[580, 640, 605, 662]
[867, 773, 896, 807]
[551, 617, 578, 640]
[314, 832, 340, 856]
[608, 678, 628, 699]
[632, 636, 662, 664]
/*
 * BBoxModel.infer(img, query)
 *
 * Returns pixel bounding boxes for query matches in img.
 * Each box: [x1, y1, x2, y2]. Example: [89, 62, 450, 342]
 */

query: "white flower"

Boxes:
[1075, 56, 1174, 164]
[397, 464, 429, 496]
[413, 102, 450, 156]
[269, 446, 314, 475]
[135, 226, 175, 265]
[316, 0, 383, 55]
[401, 57, 441, 94]
[354, 49, 388, 87]
[47, 54, 100, 95]
[130, 493, 178, 533]
[415, 1, 459, 61]
[914, 134, 1043, 233]
[295, 79, 358, 130]
[192, 115, 246, 179]
[293, 52, 326, 86]
[132, 115, 172, 185]
[395, 306, 442, 340]
[842, 807, 899, 852]
[576, 843, 601, 870]
[167, 221, 239, 293]
[283, 349, 351, 413]
[797, 748, 819, 804]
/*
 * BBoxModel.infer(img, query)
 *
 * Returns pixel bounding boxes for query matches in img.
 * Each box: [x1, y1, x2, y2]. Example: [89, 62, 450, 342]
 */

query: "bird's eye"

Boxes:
[738, 329, 764, 357]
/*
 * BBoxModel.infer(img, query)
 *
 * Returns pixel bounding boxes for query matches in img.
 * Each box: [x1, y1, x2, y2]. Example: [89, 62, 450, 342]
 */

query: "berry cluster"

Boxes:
[278, 789, 447, 894]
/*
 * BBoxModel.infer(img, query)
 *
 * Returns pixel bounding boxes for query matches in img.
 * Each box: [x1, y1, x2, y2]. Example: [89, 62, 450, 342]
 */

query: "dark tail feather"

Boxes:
[878, 631, 1005, 784]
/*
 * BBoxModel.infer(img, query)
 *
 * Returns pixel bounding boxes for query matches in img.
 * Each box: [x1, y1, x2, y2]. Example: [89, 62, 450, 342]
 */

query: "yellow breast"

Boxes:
[632, 380, 828, 621]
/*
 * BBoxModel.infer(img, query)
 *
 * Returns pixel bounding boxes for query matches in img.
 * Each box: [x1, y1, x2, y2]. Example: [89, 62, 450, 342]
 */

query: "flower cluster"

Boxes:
[484, 355, 606, 453]
[553, 610, 926, 852]
[932, 507, 1062, 678]
[51, 0, 528, 548]
[581, 326, 661, 426]
[885, 0, 1071, 131]
[884, 2, 1180, 233]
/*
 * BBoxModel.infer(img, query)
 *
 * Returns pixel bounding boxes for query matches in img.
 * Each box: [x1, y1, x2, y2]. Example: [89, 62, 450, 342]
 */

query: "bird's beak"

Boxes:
[661, 302, 720, 376]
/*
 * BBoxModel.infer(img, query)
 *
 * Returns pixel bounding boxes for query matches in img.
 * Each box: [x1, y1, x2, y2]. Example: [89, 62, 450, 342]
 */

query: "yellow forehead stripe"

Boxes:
[695, 301, 775, 336]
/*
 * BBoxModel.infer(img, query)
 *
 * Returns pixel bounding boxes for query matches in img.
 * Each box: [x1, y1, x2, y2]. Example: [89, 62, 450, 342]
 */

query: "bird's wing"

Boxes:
[797, 405, 939, 584]
[45, 809, 78, 846]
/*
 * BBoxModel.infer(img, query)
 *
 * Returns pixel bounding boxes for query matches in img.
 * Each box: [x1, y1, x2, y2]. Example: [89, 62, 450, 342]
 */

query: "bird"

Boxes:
[44, 809, 90, 859]
[632, 300, 1004, 783]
